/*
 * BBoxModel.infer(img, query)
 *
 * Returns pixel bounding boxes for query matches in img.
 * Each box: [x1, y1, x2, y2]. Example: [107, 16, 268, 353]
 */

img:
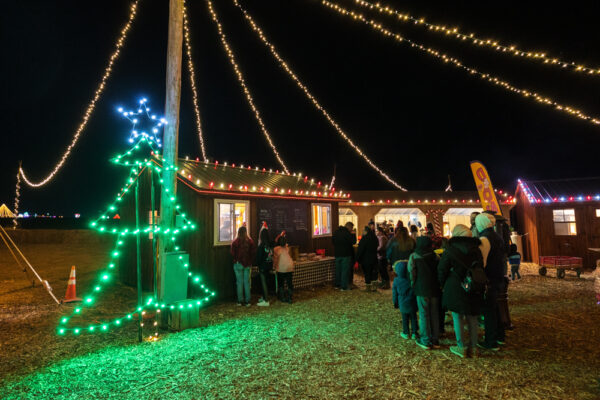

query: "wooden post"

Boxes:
[135, 179, 143, 343]
[158, 0, 184, 301]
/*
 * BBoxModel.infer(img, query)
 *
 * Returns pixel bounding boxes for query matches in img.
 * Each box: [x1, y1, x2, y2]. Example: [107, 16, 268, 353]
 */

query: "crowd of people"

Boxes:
[334, 211, 518, 358]
[230, 209, 520, 359]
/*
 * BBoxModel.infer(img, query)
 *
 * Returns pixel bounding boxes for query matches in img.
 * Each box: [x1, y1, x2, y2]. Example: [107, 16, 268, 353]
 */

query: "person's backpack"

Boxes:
[448, 248, 487, 295]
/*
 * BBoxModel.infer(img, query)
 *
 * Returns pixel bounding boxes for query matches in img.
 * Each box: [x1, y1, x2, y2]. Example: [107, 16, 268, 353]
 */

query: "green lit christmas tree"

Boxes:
[57, 99, 215, 337]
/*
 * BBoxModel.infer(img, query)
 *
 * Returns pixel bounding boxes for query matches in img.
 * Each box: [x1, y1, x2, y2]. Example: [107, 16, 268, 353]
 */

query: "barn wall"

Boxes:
[514, 190, 539, 262]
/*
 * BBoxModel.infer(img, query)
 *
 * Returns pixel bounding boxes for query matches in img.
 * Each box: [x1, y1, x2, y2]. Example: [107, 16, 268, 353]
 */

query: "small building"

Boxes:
[341, 190, 513, 236]
[514, 177, 600, 268]
[121, 158, 348, 300]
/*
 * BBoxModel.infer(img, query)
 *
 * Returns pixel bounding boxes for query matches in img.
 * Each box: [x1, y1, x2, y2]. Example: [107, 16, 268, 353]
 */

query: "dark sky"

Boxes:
[2, 0, 600, 216]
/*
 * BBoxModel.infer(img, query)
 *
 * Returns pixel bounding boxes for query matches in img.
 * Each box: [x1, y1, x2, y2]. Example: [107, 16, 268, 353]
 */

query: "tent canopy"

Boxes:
[0, 204, 15, 218]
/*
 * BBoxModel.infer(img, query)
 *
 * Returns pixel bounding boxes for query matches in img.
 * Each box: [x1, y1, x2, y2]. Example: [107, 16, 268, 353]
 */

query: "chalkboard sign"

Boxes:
[256, 199, 308, 250]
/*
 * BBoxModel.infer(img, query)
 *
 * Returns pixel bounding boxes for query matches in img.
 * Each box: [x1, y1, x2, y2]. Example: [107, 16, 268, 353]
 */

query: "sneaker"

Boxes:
[411, 333, 417, 340]
[245, 302, 251, 307]
[431, 341, 441, 349]
[497, 339, 506, 345]
[257, 300, 270, 307]
[400, 332, 410, 340]
[450, 345, 467, 358]
[477, 341, 499, 351]
[237, 302, 242, 306]
[416, 339, 432, 350]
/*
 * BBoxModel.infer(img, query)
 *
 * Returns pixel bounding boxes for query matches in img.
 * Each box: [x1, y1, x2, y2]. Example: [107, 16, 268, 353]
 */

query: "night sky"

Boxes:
[2, 0, 600, 216]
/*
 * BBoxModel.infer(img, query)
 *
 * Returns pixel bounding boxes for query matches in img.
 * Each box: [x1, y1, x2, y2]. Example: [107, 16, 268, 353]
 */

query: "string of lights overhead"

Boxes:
[353, 0, 600, 76]
[322, 0, 600, 127]
[18, 0, 141, 188]
[231, 0, 407, 191]
[183, 3, 209, 162]
[203, 0, 289, 174]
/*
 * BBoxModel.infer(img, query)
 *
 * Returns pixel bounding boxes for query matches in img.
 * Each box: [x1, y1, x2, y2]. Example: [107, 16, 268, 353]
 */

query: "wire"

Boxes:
[183, 2, 209, 161]
[354, 0, 600, 76]
[322, 0, 600, 127]
[19, 0, 141, 188]
[205, 0, 289, 174]
[231, 0, 407, 190]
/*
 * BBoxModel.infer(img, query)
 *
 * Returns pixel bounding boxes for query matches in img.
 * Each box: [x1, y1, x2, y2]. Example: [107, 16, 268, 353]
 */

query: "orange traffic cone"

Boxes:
[63, 266, 82, 303]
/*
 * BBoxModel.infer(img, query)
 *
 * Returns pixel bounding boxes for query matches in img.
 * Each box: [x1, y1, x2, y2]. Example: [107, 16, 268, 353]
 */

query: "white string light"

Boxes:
[205, 0, 289, 174]
[12, 167, 21, 229]
[19, 0, 141, 188]
[231, 0, 407, 190]
[323, 0, 600, 127]
[183, 2, 209, 162]
[354, 0, 600, 76]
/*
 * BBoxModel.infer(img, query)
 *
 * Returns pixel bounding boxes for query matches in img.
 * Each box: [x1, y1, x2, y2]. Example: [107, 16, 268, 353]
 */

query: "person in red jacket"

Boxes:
[230, 226, 256, 306]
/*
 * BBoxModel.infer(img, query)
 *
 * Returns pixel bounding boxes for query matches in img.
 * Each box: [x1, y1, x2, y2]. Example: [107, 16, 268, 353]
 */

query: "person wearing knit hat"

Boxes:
[437, 224, 484, 358]
[408, 236, 441, 350]
[476, 213, 506, 351]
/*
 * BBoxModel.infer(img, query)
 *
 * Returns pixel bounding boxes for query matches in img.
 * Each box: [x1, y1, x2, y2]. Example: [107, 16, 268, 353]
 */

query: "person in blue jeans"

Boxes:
[230, 226, 256, 306]
[437, 224, 484, 358]
[332, 222, 357, 290]
[408, 236, 441, 350]
[508, 244, 522, 281]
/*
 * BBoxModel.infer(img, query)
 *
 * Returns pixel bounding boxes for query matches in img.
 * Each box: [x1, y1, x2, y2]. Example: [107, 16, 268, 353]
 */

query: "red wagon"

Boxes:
[538, 256, 583, 279]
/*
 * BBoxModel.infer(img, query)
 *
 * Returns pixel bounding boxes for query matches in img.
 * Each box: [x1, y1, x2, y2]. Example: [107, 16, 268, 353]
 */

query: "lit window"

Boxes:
[553, 209, 576, 236]
[214, 200, 249, 245]
[596, 209, 600, 217]
[312, 203, 332, 237]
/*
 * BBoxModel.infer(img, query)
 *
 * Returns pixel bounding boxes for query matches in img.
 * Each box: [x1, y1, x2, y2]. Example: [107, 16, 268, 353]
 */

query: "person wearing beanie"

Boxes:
[438, 224, 484, 358]
[357, 225, 379, 291]
[408, 236, 441, 350]
[475, 213, 505, 351]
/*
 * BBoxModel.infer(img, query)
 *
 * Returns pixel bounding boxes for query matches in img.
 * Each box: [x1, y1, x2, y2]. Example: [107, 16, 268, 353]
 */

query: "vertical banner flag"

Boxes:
[470, 161, 502, 215]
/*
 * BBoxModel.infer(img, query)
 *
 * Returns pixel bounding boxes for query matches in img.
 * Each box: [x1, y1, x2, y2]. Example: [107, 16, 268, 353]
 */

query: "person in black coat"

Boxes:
[438, 224, 484, 358]
[408, 236, 441, 350]
[255, 225, 274, 306]
[332, 222, 357, 290]
[357, 225, 379, 291]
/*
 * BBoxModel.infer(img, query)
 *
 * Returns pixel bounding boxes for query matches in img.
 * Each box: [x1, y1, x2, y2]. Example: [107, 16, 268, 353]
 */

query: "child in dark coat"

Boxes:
[508, 244, 521, 281]
[393, 260, 418, 340]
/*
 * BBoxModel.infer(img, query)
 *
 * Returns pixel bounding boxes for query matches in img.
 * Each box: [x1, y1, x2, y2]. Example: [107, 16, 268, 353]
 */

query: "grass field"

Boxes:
[1, 239, 599, 399]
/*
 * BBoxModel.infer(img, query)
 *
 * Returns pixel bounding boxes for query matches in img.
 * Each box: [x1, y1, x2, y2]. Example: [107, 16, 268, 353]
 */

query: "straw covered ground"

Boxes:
[1, 238, 599, 399]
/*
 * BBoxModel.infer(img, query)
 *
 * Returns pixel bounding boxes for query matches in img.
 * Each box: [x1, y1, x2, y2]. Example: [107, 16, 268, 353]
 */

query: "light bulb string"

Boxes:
[354, 0, 600, 76]
[322, 0, 600, 127]
[19, 0, 141, 188]
[204, 0, 289, 174]
[231, 0, 407, 191]
[183, 2, 209, 162]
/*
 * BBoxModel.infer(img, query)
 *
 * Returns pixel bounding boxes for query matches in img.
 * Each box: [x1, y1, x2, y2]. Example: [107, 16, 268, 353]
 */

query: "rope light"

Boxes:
[183, 3, 209, 162]
[323, 0, 600, 127]
[354, 0, 600, 76]
[18, 0, 140, 188]
[231, 0, 407, 190]
[205, 0, 289, 174]
[12, 167, 21, 229]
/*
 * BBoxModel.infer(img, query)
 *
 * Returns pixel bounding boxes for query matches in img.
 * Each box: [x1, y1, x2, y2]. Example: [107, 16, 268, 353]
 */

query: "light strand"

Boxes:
[231, 0, 407, 190]
[205, 0, 289, 174]
[19, 0, 141, 188]
[183, 2, 209, 162]
[12, 167, 20, 229]
[323, 1, 600, 127]
[354, 0, 600, 76]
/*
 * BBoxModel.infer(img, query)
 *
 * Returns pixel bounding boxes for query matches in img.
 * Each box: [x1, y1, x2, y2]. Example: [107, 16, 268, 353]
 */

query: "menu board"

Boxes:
[257, 199, 308, 249]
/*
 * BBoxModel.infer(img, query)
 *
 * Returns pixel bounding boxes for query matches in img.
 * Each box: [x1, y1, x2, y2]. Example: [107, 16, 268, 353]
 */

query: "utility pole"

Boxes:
[158, 0, 184, 301]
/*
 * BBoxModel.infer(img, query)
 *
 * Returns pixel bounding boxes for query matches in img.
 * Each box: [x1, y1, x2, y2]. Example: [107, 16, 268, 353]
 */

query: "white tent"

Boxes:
[0, 204, 16, 218]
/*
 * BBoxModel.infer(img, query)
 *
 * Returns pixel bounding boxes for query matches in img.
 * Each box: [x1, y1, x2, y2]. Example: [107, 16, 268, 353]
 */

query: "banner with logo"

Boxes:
[470, 161, 502, 215]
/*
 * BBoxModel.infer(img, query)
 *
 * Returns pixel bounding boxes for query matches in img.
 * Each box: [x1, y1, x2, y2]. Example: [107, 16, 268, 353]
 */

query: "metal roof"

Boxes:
[518, 177, 600, 204]
[174, 159, 349, 200]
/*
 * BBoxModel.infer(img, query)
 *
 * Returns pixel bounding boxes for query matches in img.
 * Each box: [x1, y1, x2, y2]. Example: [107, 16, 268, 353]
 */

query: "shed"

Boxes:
[120, 158, 348, 300]
[514, 177, 600, 268]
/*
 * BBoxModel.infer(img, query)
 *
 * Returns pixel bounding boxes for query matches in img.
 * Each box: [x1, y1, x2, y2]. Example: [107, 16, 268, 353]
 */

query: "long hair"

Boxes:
[237, 226, 248, 242]
[259, 227, 270, 247]
[395, 227, 414, 252]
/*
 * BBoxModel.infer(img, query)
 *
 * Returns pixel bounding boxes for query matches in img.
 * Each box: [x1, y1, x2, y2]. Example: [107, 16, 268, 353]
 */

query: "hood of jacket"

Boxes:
[448, 236, 481, 255]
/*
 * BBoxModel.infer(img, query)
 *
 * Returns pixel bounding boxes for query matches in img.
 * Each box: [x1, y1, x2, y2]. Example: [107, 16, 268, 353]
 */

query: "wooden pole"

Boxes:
[159, 0, 184, 301]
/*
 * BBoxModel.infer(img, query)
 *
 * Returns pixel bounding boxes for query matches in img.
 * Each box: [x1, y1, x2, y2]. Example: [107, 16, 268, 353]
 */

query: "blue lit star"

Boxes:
[117, 98, 167, 147]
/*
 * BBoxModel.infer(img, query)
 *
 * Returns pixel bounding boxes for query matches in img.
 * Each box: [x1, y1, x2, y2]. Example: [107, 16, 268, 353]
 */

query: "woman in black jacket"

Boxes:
[437, 224, 484, 358]
[256, 226, 274, 306]
[357, 226, 379, 291]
